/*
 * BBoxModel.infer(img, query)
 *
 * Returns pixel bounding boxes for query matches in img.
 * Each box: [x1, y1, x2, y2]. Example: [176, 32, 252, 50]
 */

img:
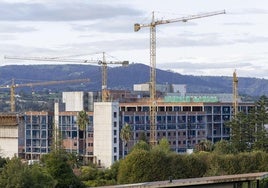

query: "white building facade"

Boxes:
[93, 102, 120, 168]
[0, 115, 21, 158]
[62, 91, 84, 111]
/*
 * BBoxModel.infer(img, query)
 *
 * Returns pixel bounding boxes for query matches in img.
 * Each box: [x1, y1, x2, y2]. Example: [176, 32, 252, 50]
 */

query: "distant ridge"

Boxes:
[0, 63, 267, 97]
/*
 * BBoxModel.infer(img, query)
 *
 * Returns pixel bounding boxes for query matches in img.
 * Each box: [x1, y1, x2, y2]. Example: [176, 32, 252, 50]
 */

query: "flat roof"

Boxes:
[97, 172, 268, 188]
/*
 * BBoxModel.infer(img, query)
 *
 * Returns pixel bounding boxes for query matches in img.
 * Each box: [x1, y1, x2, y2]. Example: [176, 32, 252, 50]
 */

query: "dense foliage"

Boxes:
[227, 95, 268, 153]
[41, 150, 85, 188]
[117, 141, 268, 184]
[0, 157, 56, 188]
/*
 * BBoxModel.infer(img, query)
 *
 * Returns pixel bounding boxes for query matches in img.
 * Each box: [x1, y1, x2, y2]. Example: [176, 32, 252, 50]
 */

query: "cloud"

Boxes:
[0, 1, 142, 21]
[235, 35, 268, 43]
[245, 8, 268, 15]
[231, 8, 268, 15]
[224, 22, 254, 26]
[0, 24, 37, 33]
[0, 34, 17, 41]
[71, 16, 136, 33]
[158, 61, 252, 70]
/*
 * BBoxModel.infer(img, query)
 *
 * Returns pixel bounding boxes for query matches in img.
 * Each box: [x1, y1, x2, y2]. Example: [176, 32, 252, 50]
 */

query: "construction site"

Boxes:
[0, 10, 255, 168]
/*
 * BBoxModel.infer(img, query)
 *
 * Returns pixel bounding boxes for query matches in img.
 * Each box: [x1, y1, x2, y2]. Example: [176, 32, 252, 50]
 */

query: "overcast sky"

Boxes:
[1, 0, 268, 79]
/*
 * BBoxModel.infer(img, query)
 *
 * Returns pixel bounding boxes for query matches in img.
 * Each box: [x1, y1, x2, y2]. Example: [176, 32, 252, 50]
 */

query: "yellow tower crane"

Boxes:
[233, 70, 238, 117]
[134, 10, 225, 146]
[0, 78, 90, 112]
[4, 53, 129, 102]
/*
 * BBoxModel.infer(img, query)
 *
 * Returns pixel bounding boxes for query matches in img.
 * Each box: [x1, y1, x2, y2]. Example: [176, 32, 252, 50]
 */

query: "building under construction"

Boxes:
[0, 83, 255, 168]
[0, 113, 23, 158]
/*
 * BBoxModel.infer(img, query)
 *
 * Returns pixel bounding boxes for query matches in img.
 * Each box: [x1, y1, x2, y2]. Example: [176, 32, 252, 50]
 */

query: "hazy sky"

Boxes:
[1, 0, 268, 79]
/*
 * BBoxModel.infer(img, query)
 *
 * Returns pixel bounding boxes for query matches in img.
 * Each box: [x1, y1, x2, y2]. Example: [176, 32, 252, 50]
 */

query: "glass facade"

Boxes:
[120, 102, 254, 153]
[24, 113, 53, 160]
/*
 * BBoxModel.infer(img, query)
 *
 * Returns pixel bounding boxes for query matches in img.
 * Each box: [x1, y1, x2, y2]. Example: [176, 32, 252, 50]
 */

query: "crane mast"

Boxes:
[233, 70, 238, 117]
[0, 78, 90, 112]
[102, 52, 108, 101]
[4, 54, 129, 102]
[135, 10, 225, 146]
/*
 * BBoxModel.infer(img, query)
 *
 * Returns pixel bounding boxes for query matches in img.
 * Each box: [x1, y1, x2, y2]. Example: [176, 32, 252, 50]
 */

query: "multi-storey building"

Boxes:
[23, 111, 53, 160]
[120, 97, 254, 153]
[22, 110, 94, 161]
[58, 111, 94, 161]
[3, 90, 255, 168]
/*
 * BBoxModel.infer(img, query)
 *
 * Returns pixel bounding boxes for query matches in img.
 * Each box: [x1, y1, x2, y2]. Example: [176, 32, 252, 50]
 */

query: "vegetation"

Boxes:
[227, 95, 268, 153]
[0, 157, 56, 188]
[77, 110, 90, 157]
[120, 123, 132, 158]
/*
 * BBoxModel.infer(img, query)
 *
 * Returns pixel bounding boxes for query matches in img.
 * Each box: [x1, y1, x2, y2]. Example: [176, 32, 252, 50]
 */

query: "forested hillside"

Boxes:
[0, 63, 267, 97]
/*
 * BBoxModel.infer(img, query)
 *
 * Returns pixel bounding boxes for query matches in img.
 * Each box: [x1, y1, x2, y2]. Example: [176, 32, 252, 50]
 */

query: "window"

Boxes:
[114, 138, 117, 144]
[114, 130, 117, 136]
[114, 156, 117, 161]
[114, 122, 117, 127]
[114, 112, 117, 118]
[74, 142, 77, 146]
[114, 147, 117, 153]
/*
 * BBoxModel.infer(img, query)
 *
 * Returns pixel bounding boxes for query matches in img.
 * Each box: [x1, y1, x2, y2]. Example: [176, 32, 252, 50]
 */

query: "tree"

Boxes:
[253, 95, 268, 151]
[213, 139, 237, 154]
[228, 112, 250, 152]
[195, 139, 213, 152]
[80, 162, 119, 187]
[153, 138, 171, 154]
[120, 123, 132, 158]
[139, 132, 148, 143]
[0, 156, 7, 169]
[0, 157, 28, 187]
[42, 150, 85, 188]
[77, 110, 89, 159]
[227, 95, 268, 153]
[130, 140, 150, 153]
[117, 149, 151, 184]
[0, 157, 56, 188]
[27, 164, 57, 188]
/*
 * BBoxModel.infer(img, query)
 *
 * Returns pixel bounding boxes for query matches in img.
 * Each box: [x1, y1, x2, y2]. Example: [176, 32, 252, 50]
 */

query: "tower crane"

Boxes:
[0, 78, 90, 112]
[4, 52, 129, 102]
[233, 70, 238, 117]
[134, 10, 225, 146]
